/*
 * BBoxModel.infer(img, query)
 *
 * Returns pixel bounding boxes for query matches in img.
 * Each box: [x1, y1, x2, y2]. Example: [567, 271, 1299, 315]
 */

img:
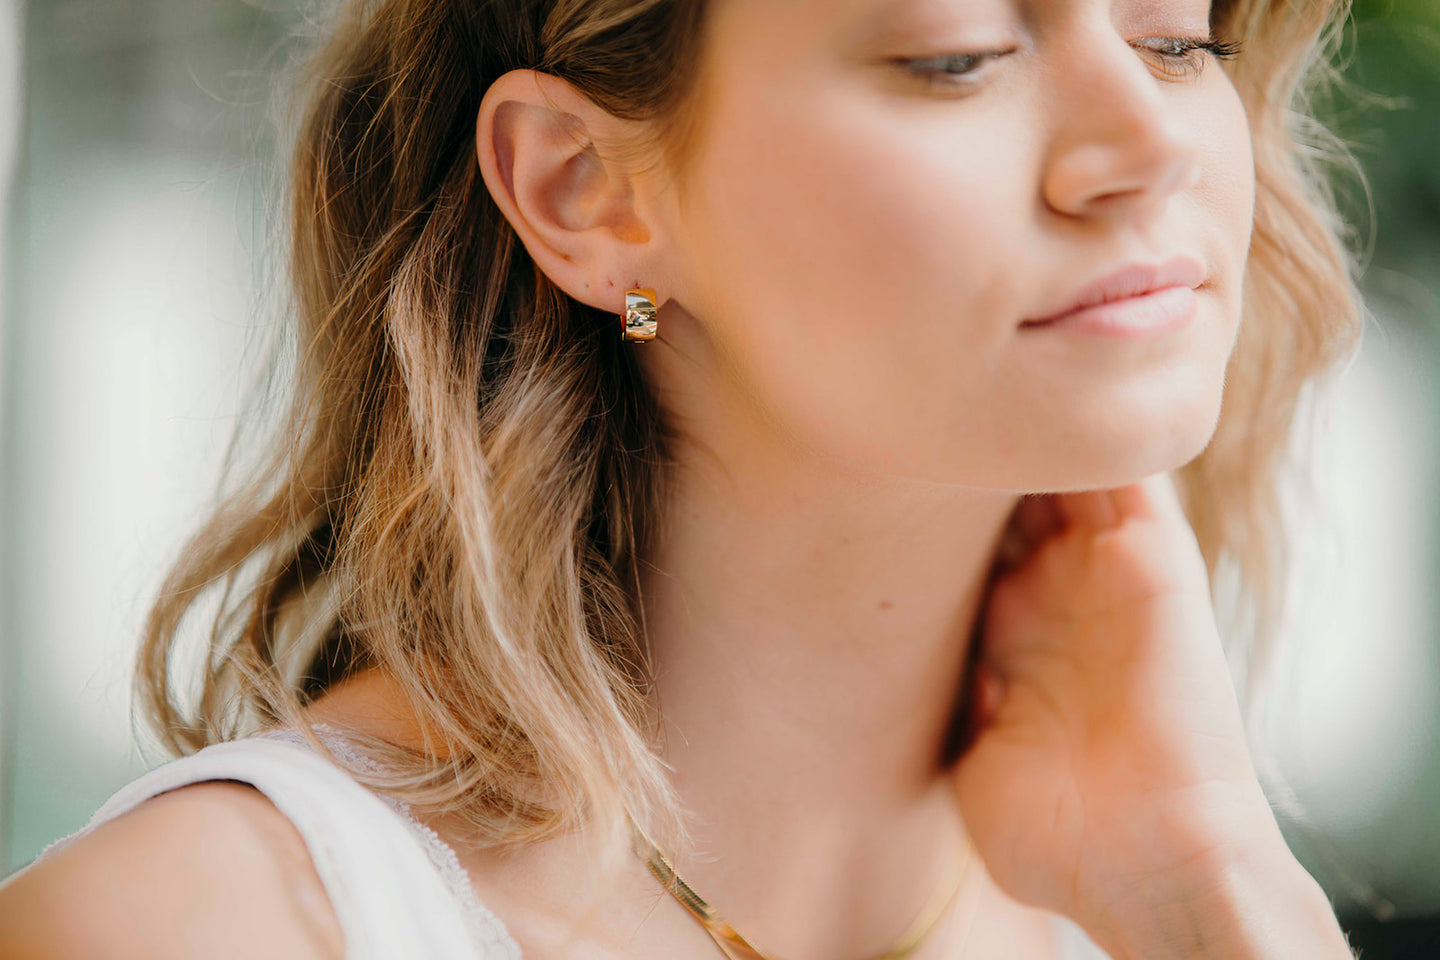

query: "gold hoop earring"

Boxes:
[623, 287, 659, 342]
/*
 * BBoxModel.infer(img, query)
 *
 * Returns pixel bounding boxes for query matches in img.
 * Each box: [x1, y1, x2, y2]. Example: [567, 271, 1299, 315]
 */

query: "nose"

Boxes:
[1040, 23, 1203, 221]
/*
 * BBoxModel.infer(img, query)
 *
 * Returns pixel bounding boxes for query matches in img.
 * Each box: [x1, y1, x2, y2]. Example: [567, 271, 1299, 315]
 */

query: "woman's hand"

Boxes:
[950, 472, 1288, 938]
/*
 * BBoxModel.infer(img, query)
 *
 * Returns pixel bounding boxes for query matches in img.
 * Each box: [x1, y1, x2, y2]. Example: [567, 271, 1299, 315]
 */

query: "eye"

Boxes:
[892, 47, 1019, 91]
[1135, 35, 1245, 82]
[892, 36, 1243, 91]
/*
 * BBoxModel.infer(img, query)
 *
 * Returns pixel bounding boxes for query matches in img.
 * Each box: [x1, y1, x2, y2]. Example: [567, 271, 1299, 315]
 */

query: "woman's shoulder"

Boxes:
[0, 776, 344, 959]
[1, 719, 495, 960]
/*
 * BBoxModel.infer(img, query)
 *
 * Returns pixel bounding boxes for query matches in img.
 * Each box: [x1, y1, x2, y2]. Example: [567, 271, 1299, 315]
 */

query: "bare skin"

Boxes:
[0, 781, 346, 960]
[0, 0, 1354, 957]
[296, 667, 1069, 960]
[459, 0, 1345, 953]
[0, 668, 1061, 960]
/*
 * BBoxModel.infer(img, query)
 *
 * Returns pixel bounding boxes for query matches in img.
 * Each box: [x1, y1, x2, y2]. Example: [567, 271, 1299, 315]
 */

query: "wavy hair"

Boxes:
[135, 0, 1371, 893]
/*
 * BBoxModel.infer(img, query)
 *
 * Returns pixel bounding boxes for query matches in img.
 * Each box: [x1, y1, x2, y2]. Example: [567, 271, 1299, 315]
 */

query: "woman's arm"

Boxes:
[0, 782, 344, 960]
[950, 476, 1356, 959]
[1087, 819, 1355, 960]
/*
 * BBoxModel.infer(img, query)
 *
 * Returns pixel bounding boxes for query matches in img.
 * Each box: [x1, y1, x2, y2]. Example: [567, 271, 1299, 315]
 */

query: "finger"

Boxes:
[1013, 493, 1064, 544]
[1052, 489, 1119, 529]
[994, 495, 1064, 573]
[994, 521, 1030, 573]
[1110, 471, 1184, 525]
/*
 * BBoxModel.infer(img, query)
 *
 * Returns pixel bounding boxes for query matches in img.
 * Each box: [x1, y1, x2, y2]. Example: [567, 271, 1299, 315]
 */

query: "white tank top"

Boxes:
[35, 724, 1112, 960]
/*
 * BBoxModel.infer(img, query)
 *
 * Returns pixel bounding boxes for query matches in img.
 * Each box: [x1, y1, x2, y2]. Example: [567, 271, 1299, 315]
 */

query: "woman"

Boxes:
[0, 0, 1367, 956]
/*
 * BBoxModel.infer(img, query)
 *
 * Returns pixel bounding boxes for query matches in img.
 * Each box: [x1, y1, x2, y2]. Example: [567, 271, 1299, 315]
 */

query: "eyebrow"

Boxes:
[848, 0, 1214, 47]
[846, 1, 965, 44]
[847, 0, 1018, 49]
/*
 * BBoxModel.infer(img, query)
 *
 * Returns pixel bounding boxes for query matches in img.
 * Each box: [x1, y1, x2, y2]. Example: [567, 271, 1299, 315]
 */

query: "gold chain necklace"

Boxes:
[633, 823, 980, 960]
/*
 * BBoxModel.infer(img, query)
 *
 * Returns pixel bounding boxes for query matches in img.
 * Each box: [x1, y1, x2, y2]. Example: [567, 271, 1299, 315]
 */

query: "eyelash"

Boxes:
[897, 36, 1245, 89]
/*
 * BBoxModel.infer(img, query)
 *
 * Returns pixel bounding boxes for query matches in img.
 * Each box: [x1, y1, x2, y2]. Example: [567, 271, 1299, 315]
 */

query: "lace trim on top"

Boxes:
[256, 723, 523, 960]
[257, 723, 1111, 960]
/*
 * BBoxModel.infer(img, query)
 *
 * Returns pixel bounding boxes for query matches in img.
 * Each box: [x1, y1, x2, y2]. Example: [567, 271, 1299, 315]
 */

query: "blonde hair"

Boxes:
[135, 0, 1370, 892]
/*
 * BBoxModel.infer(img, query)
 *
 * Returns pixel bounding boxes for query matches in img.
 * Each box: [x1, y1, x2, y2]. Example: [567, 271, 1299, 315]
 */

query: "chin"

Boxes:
[821, 375, 1228, 489]
[1066, 400, 1225, 491]
[975, 381, 1223, 491]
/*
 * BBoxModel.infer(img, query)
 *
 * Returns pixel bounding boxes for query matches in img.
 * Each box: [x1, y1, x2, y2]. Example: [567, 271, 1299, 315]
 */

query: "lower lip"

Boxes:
[1020, 285, 1199, 337]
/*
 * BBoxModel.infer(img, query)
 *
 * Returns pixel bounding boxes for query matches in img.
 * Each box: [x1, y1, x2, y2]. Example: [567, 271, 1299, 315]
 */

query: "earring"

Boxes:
[623, 287, 659, 342]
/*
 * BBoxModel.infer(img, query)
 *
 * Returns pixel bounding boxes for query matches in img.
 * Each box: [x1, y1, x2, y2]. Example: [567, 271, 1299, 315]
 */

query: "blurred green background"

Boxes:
[1338, 0, 1440, 331]
[0, 1, 1438, 955]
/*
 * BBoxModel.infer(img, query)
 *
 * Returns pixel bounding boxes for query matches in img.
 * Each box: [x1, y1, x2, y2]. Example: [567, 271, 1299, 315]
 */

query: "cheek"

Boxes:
[681, 83, 1039, 474]
[672, 64, 1259, 489]
[1013, 85, 1259, 484]
[1193, 81, 1256, 356]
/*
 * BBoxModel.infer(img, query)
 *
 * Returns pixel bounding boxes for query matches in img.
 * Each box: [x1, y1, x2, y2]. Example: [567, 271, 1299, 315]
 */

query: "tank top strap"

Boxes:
[36, 733, 488, 960]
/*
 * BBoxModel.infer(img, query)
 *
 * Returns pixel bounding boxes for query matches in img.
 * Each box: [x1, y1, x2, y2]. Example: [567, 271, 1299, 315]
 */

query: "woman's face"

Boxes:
[643, 0, 1255, 490]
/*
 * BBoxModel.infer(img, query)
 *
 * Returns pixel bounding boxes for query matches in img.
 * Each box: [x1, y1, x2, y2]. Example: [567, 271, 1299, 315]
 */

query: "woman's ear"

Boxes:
[475, 68, 665, 313]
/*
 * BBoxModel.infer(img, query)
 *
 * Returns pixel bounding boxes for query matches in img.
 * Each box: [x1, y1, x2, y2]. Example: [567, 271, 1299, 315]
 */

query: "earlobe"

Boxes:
[474, 68, 658, 313]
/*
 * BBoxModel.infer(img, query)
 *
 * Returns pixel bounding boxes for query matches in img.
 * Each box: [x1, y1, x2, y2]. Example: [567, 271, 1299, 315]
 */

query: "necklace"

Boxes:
[633, 823, 980, 960]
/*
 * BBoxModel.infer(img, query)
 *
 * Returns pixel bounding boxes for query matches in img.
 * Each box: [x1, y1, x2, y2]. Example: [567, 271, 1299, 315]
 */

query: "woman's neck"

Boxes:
[639, 435, 1020, 956]
[302, 439, 1028, 958]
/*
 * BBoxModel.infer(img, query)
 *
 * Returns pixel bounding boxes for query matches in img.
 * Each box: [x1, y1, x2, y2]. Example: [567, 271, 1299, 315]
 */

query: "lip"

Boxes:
[1021, 255, 1207, 331]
